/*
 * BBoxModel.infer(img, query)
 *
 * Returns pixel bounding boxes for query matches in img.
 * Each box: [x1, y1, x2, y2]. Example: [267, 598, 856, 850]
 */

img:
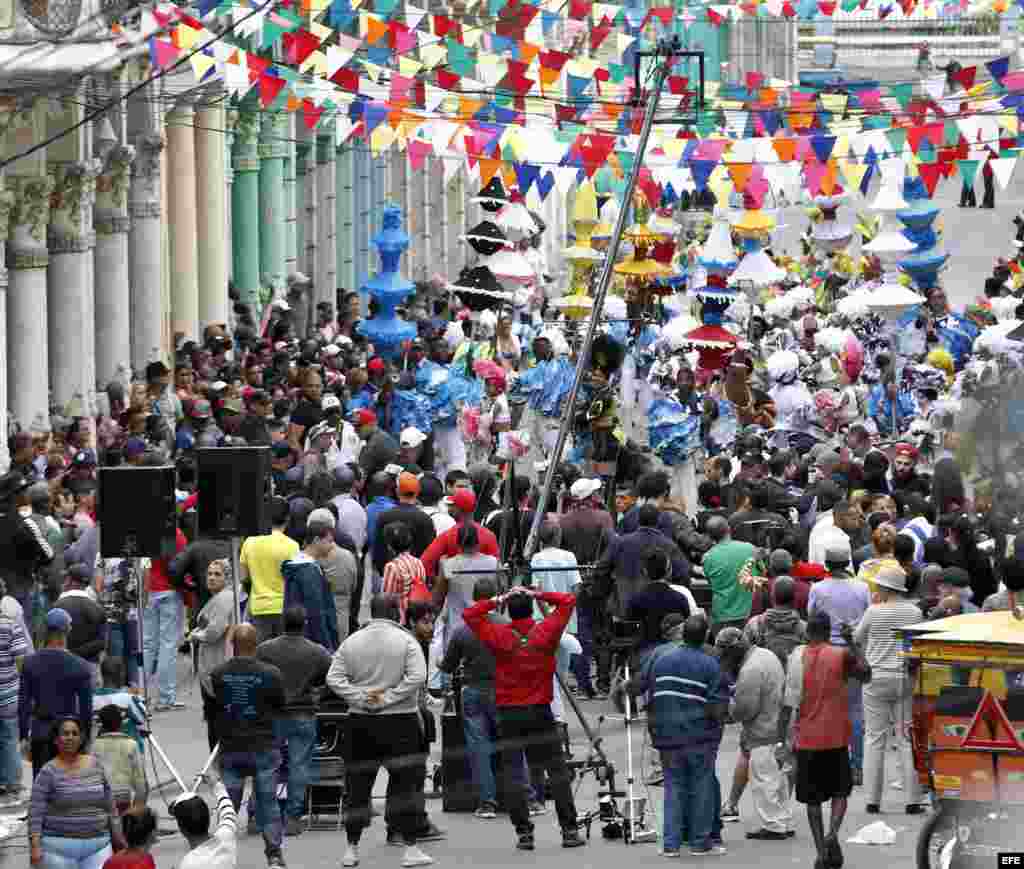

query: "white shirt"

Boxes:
[177, 782, 237, 869]
[808, 511, 851, 567]
[332, 494, 367, 553]
[422, 506, 456, 537]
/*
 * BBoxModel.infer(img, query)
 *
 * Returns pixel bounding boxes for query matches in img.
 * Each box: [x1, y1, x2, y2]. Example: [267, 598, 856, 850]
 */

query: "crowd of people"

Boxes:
[0, 186, 1023, 869]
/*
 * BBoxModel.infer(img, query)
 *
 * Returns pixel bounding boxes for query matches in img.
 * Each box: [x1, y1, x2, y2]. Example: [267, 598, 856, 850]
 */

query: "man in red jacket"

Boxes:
[464, 586, 584, 852]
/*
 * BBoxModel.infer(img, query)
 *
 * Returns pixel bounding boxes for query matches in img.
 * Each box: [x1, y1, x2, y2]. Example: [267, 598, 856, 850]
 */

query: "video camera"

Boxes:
[608, 618, 642, 651]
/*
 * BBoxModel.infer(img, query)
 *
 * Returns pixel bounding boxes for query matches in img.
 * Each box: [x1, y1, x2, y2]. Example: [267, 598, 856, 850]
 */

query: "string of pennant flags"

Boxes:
[127, 0, 1024, 205]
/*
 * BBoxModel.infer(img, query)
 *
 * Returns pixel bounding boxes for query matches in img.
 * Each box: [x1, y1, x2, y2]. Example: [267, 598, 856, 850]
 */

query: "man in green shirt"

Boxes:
[701, 517, 754, 636]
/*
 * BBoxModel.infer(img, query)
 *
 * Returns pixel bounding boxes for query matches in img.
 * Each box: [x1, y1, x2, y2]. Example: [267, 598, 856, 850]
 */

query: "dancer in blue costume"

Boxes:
[412, 336, 465, 478]
[647, 357, 703, 515]
[511, 332, 574, 463]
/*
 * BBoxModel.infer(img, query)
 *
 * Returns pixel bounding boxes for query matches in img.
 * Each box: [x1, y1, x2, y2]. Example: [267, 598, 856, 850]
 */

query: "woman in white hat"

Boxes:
[853, 566, 925, 815]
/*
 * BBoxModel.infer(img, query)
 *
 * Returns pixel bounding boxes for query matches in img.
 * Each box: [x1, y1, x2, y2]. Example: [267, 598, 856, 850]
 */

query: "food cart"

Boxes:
[900, 610, 1024, 869]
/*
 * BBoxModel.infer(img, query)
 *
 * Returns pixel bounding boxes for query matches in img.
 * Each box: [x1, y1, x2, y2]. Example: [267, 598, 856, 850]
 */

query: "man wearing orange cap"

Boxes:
[372, 473, 436, 576]
[420, 489, 500, 580]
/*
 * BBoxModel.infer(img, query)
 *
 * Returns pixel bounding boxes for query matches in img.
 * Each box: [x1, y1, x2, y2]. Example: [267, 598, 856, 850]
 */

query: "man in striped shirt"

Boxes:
[0, 598, 29, 804]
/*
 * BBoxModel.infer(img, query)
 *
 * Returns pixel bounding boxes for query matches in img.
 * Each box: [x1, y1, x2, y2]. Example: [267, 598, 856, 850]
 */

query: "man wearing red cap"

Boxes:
[354, 409, 399, 481]
[889, 444, 930, 499]
[420, 489, 499, 580]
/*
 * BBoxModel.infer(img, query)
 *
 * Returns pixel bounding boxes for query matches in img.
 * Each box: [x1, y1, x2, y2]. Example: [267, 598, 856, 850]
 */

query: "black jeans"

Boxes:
[345, 714, 423, 846]
[202, 688, 218, 752]
[385, 750, 429, 836]
[31, 738, 55, 779]
[497, 704, 577, 835]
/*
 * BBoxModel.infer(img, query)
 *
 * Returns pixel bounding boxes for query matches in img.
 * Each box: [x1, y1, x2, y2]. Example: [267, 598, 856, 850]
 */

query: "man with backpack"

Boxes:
[743, 578, 806, 670]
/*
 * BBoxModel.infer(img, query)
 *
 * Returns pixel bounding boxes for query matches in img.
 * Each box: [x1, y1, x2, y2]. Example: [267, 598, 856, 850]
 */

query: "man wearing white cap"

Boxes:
[399, 427, 429, 469]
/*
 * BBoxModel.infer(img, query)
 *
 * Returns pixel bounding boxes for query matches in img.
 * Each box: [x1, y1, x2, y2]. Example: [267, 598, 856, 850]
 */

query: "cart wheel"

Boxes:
[916, 808, 957, 869]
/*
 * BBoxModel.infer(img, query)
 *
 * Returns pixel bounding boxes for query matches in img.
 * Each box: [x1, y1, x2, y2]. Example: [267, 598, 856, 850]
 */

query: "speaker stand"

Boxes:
[229, 537, 243, 625]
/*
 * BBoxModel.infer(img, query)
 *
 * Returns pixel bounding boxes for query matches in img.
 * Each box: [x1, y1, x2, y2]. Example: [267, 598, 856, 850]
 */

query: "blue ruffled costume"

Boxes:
[511, 356, 574, 419]
[414, 360, 457, 428]
[647, 396, 702, 466]
[390, 386, 434, 438]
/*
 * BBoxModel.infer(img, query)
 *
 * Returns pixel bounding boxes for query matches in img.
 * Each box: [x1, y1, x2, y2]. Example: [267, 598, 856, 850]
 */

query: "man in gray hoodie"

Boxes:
[715, 627, 793, 841]
[327, 593, 435, 869]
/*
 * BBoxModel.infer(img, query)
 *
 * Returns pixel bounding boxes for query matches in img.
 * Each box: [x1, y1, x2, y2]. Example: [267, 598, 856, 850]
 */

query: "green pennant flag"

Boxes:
[890, 83, 913, 110]
[886, 127, 907, 156]
[1000, 148, 1020, 159]
[446, 38, 475, 77]
[696, 114, 717, 138]
[617, 151, 635, 178]
[840, 0, 859, 11]
[260, 20, 287, 51]
[863, 114, 890, 130]
[608, 63, 627, 84]
[375, 0, 399, 15]
[957, 158, 981, 189]
[943, 119, 959, 147]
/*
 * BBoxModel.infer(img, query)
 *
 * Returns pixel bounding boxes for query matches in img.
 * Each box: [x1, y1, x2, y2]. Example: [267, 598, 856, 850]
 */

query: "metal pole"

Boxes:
[192, 743, 220, 792]
[230, 536, 242, 625]
[522, 45, 675, 561]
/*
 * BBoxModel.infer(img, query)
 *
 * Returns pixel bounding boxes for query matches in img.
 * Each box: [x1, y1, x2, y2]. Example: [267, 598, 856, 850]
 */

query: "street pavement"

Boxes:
[16, 653, 925, 869]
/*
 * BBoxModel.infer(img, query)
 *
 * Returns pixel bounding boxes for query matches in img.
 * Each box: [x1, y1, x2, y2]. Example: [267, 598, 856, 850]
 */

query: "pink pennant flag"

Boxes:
[407, 139, 433, 171]
[803, 159, 827, 195]
[149, 36, 179, 70]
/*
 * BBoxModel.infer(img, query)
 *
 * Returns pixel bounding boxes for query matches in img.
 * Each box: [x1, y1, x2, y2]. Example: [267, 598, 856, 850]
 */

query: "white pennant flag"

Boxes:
[989, 156, 1017, 191]
[553, 166, 580, 195]
[922, 74, 946, 102]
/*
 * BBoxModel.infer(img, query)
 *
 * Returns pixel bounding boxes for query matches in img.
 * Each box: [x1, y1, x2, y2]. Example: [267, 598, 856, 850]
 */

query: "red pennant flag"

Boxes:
[302, 99, 324, 130]
[258, 73, 286, 108]
[746, 71, 765, 90]
[918, 163, 944, 196]
[818, 0, 836, 13]
[668, 75, 690, 95]
[555, 104, 578, 124]
[953, 65, 977, 91]
[330, 67, 360, 93]
[436, 69, 461, 90]
[646, 6, 673, 25]
[707, 7, 724, 24]
[568, 0, 592, 18]
[433, 14, 461, 39]
[247, 54, 271, 83]
[781, 2, 796, 16]
[539, 49, 571, 72]
[282, 29, 320, 66]
[906, 125, 929, 154]
[590, 16, 612, 52]
[502, 59, 534, 96]
[924, 122, 945, 148]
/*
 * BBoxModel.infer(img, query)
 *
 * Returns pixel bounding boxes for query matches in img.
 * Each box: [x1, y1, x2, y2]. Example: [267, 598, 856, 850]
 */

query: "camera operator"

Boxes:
[463, 586, 584, 851]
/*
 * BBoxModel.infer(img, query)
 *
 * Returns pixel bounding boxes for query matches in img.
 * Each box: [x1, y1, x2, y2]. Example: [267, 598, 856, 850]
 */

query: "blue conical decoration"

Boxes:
[357, 205, 417, 360]
[897, 176, 948, 292]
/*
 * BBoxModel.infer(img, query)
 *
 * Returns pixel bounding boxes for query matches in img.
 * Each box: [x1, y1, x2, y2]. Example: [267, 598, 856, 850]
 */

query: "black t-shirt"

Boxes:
[237, 414, 272, 447]
[373, 503, 436, 572]
[210, 657, 285, 752]
[625, 581, 691, 650]
[290, 399, 323, 434]
[439, 623, 496, 690]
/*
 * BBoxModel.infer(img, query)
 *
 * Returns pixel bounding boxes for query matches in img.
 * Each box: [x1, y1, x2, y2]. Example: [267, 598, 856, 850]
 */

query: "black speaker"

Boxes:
[98, 466, 177, 559]
[196, 447, 271, 537]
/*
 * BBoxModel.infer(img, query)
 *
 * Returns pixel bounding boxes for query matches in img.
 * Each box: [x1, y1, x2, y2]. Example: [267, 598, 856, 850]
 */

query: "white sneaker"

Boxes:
[401, 845, 434, 867]
[342, 844, 359, 867]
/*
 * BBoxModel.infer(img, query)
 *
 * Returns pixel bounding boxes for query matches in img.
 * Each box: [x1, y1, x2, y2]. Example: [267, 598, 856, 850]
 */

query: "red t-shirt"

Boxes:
[103, 852, 156, 869]
[146, 528, 187, 593]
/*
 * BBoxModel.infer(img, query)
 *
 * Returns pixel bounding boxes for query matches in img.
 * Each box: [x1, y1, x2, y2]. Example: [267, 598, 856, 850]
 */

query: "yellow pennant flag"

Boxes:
[838, 158, 867, 191]
[190, 52, 216, 81]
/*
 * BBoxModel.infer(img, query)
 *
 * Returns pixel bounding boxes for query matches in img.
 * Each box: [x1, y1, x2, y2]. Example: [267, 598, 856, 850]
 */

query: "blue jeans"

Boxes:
[848, 680, 864, 774]
[274, 717, 316, 820]
[142, 591, 182, 705]
[661, 745, 716, 852]
[107, 620, 139, 689]
[222, 748, 283, 858]
[40, 835, 111, 869]
[0, 717, 20, 790]
[462, 686, 533, 806]
[570, 611, 594, 695]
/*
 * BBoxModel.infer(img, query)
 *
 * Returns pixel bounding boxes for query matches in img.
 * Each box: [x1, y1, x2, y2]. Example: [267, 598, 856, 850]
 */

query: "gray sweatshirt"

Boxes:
[327, 619, 425, 715]
[729, 645, 785, 750]
[192, 589, 235, 695]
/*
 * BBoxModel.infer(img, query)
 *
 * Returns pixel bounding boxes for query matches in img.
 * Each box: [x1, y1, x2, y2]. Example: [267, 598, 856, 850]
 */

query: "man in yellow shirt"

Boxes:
[240, 497, 299, 642]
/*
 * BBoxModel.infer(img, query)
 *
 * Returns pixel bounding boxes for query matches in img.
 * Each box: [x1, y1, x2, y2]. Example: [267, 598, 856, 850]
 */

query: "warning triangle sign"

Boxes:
[960, 690, 1023, 751]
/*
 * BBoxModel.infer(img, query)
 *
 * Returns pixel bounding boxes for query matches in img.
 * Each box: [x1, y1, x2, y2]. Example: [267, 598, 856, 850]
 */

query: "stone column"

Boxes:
[196, 100, 229, 330]
[129, 135, 164, 372]
[283, 114, 297, 280]
[0, 184, 13, 471]
[299, 135, 317, 281]
[259, 112, 288, 297]
[295, 141, 308, 279]
[231, 109, 260, 308]
[48, 161, 98, 414]
[336, 146, 355, 292]
[94, 144, 134, 390]
[7, 175, 54, 433]
[315, 127, 336, 310]
[225, 109, 236, 285]
[166, 100, 200, 341]
[354, 147, 370, 282]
